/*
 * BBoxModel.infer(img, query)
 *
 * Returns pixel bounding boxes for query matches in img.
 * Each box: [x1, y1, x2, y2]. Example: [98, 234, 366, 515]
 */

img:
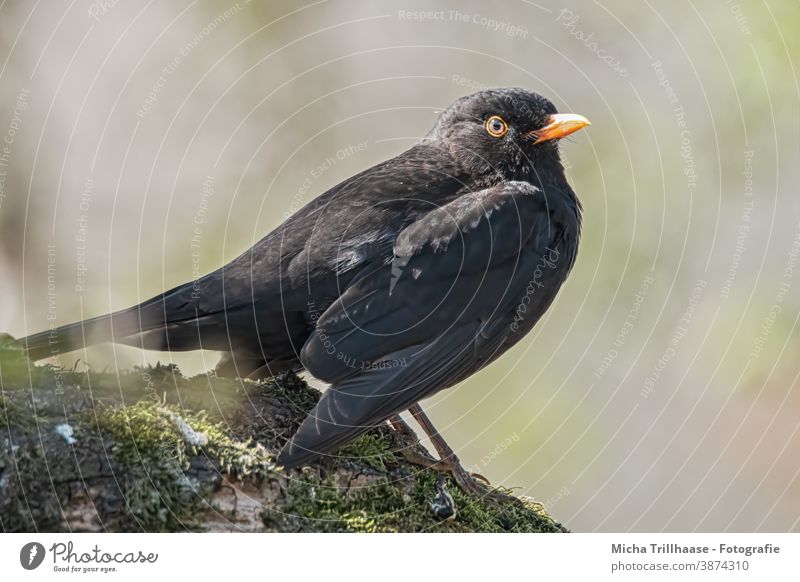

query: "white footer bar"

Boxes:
[1, 533, 797, 580]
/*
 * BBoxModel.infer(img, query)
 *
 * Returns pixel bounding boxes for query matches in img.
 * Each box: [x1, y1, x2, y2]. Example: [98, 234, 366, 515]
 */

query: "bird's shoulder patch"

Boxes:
[394, 181, 541, 258]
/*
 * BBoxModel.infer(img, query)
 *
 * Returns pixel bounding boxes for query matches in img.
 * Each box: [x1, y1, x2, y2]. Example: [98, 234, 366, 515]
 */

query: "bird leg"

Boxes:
[388, 414, 441, 466]
[388, 414, 418, 441]
[407, 404, 488, 497]
[388, 409, 491, 492]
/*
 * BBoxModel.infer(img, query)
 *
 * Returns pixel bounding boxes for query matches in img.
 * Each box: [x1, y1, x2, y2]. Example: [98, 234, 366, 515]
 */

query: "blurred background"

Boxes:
[1, 0, 798, 532]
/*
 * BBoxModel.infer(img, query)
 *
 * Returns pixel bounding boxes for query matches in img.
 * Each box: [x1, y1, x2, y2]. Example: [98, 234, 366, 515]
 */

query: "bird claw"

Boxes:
[436, 455, 489, 497]
[397, 446, 441, 468]
[470, 471, 492, 485]
[396, 445, 488, 496]
[388, 411, 511, 501]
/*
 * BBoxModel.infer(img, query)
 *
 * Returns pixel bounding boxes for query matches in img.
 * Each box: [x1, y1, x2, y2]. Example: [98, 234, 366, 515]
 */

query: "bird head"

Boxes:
[427, 88, 590, 182]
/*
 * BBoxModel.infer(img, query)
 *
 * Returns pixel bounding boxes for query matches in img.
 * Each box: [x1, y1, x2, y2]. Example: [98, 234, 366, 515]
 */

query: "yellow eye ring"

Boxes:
[485, 115, 508, 138]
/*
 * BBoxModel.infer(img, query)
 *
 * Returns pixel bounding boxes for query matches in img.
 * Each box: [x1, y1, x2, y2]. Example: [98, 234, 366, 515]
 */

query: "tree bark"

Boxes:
[0, 335, 566, 533]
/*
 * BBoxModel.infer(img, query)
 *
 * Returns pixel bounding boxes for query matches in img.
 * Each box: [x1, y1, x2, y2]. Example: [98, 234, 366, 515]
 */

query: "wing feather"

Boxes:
[280, 181, 560, 466]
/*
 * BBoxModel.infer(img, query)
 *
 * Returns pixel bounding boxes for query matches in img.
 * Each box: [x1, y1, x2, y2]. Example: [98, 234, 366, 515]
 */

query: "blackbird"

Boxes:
[22, 88, 589, 493]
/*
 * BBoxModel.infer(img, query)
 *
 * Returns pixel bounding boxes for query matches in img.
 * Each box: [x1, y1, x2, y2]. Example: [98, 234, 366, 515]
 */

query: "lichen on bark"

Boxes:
[0, 334, 566, 533]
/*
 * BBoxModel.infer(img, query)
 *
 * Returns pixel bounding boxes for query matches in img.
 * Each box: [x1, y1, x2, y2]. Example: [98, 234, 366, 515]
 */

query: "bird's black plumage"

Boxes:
[21, 88, 587, 469]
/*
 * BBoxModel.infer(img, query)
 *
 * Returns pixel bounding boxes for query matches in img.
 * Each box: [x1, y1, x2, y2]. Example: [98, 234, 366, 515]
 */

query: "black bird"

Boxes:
[22, 88, 589, 492]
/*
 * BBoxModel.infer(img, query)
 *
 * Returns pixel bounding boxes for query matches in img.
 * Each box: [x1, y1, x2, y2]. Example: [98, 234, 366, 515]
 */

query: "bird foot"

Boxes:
[388, 412, 524, 508]
[388, 415, 490, 496]
[388, 415, 444, 466]
[394, 445, 486, 495]
[436, 454, 489, 496]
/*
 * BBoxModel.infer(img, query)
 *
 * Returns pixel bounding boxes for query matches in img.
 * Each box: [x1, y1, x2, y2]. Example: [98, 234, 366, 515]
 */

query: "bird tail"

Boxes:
[277, 326, 479, 469]
[21, 303, 157, 361]
[20, 277, 209, 361]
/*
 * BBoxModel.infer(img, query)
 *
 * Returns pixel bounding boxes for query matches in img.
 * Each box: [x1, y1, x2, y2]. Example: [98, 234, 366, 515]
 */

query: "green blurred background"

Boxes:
[1, 0, 798, 531]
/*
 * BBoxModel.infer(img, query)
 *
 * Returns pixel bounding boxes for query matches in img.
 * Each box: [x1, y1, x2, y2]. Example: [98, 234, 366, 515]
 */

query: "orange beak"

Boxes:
[531, 113, 591, 144]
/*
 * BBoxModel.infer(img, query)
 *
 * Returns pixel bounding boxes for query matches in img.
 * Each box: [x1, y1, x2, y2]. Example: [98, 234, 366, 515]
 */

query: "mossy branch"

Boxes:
[0, 334, 566, 533]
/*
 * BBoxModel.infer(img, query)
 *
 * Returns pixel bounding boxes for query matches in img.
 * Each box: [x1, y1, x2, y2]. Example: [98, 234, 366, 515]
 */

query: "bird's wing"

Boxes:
[280, 181, 557, 467]
[279, 323, 485, 468]
[299, 180, 554, 382]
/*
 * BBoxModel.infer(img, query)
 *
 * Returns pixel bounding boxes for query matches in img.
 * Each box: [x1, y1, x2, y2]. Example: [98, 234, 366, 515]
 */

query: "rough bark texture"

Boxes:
[0, 335, 566, 533]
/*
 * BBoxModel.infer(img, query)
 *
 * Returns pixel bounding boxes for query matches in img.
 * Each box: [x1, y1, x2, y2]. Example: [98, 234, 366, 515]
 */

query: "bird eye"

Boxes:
[485, 115, 508, 138]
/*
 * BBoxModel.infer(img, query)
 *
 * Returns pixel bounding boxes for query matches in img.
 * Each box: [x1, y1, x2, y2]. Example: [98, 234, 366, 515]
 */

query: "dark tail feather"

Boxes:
[22, 304, 157, 361]
[20, 279, 207, 361]
[278, 326, 478, 469]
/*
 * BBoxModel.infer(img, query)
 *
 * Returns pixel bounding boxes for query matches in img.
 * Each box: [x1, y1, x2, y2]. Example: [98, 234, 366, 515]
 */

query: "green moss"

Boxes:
[92, 400, 277, 531]
[408, 470, 564, 533]
[0, 439, 63, 532]
[0, 351, 566, 533]
[263, 476, 410, 532]
[341, 510, 379, 533]
[0, 334, 37, 388]
[0, 393, 31, 431]
[337, 431, 399, 472]
[262, 465, 564, 533]
[444, 482, 565, 533]
[91, 401, 200, 531]
[260, 370, 321, 413]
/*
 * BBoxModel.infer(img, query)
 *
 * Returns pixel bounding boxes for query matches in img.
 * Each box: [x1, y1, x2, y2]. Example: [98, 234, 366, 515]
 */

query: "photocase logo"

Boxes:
[19, 542, 46, 570]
